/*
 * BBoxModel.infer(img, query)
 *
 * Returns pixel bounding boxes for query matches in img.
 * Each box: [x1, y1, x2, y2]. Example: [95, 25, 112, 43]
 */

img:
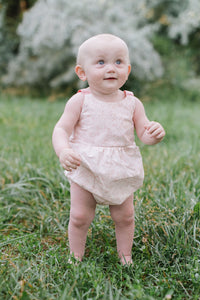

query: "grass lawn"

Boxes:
[0, 90, 200, 299]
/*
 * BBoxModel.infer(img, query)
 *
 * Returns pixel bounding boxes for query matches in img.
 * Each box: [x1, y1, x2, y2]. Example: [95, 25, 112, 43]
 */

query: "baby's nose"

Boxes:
[107, 64, 115, 72]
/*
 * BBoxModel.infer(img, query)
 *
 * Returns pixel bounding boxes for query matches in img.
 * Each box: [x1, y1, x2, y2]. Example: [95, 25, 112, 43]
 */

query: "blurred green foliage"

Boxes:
[0, 0, 37, 75]
[0, 0, 200, 97]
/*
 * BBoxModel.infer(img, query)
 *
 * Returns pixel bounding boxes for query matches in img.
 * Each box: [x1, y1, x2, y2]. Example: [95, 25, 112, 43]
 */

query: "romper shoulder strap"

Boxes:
[77, 88, 91, 94]
[124, 90, 134, 97]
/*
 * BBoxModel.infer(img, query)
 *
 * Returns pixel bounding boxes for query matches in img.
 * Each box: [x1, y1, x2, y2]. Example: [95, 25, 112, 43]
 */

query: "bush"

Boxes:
[2, 0, 200, 92]
[0, 3, 19, 77]
[2, 0, 164, 90]
[0, 0, 37, 79]
[167, 0, 200, 45]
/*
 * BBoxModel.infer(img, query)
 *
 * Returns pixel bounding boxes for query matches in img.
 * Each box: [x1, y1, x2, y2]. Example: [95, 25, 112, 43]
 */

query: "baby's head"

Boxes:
[75, 34, 131, 94]
[77, 34, 130, 66]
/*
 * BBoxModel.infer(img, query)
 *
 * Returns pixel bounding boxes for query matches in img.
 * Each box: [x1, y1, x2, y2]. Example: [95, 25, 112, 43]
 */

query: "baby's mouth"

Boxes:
[104, 77, 117, 80]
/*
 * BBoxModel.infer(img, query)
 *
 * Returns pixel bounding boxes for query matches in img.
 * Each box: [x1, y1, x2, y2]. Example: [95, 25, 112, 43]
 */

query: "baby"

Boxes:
[52, 34, 165, 265]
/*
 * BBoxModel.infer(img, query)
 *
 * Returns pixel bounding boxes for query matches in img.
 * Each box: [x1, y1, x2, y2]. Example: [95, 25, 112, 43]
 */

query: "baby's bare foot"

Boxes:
[68, 255, 82, 265]
[120, 255, 133, 266]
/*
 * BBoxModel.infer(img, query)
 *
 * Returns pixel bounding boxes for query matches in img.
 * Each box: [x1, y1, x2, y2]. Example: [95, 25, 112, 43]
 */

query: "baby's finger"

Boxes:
[156, 131, 165, 139]
[69, 152, 81, 164]
[149, 127, 162, 136]
[152, 129, 165, 139]
[61, 162, 71, 171]
[62, 161, 77, 171]
[144, 122, 156, 132]
[64, 160, 78, 170]
[68, 156, 81, 167]
[72, 157, 81, 166]
[147, 123, 160, 133]
[65, 166, 72, 172]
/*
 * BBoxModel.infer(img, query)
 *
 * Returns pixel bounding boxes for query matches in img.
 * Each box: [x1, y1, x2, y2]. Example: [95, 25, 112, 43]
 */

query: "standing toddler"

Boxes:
[52, 34, 165, 265]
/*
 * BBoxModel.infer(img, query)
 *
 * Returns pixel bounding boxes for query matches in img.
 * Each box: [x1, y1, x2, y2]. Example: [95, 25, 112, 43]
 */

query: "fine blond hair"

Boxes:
[76, 34, 130, 65]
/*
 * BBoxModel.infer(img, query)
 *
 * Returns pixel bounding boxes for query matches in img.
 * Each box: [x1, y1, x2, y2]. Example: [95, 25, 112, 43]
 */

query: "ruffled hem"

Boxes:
[64, 143, 144, 205]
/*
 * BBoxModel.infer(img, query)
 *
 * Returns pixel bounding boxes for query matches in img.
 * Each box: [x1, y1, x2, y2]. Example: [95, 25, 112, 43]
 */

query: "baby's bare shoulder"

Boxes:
[66, 91, 84, 107]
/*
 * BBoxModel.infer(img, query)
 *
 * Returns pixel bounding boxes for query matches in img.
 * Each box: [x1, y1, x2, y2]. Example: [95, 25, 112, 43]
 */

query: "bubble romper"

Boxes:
[64, 89, 144, 205]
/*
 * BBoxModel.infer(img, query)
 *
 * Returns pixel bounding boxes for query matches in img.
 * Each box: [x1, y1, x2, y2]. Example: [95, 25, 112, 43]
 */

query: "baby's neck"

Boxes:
[90, 88, 124, 103]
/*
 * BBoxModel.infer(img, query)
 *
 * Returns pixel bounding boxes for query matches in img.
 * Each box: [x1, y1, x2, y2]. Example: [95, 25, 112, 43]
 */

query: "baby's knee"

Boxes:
[120, 212, 134, 226]
[70, 210, 94, 228]
[111, 208, 134, 226]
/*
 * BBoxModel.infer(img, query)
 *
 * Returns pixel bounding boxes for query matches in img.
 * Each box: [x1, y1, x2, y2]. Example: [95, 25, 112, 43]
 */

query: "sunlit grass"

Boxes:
[0, 93, 200, 299]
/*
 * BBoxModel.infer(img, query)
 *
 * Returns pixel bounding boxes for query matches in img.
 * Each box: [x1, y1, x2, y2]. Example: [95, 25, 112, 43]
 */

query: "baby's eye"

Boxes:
[98, 60, 104, 65]
[116, 59, 122, 65]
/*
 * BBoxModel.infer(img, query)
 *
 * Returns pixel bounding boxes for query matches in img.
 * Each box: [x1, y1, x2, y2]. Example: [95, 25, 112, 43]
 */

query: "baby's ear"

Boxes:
[128, 64, 131, 76]
[75, 65, 87, 81]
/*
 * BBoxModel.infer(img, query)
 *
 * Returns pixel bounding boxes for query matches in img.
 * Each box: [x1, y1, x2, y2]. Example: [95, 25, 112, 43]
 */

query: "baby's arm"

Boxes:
[133, 98, 165, 145]
[52, 92, 83, 171]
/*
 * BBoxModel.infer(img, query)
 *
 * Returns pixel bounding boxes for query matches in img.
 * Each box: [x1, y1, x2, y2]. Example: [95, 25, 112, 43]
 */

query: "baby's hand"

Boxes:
[144, 121, 165, 141]
[59, 148, 81, 172]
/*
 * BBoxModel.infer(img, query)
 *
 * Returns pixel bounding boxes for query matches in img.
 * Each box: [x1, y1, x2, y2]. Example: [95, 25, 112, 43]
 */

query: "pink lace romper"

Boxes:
[64, 89, 144, 205]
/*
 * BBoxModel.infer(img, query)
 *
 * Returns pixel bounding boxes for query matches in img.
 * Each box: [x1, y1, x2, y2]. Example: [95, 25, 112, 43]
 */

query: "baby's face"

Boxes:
[78, 37, 131, 95]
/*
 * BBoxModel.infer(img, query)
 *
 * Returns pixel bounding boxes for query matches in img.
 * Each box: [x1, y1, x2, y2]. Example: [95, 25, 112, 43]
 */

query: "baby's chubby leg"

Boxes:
[109, 195, 134, 265]
[68, 182, 96, 261]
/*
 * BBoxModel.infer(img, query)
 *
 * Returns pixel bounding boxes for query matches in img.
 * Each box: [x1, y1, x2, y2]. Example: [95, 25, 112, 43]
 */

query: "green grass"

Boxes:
[0, 91, 200, 300]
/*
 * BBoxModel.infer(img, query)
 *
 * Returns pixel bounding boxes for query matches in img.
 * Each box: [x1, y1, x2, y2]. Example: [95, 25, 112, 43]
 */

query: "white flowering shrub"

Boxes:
[2, 0, 200, 90]
[168, 0, 200, 44]
[139, 0, 200, 45]
[3, 0, 164, 89]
